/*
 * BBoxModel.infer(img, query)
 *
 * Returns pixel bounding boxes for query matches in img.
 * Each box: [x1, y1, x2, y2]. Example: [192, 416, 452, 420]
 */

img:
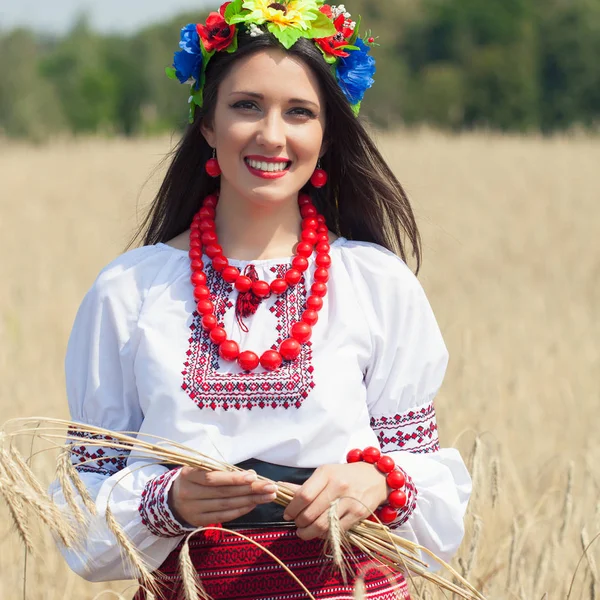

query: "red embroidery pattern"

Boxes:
[67, 430, 129, 476]
[139, 468, 191, 538]
[181, 264, 315, 411]
[134, 527, 411, 599]
[370, 401, 440, 454]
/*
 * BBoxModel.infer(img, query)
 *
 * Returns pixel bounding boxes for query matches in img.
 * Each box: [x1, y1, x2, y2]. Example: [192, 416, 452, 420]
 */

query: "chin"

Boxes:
[244, 180, 305, 203]
[247, 188, 300, 206]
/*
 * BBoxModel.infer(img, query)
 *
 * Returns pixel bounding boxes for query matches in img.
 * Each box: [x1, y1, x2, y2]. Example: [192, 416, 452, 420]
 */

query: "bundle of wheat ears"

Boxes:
[0, 418, 486, 600]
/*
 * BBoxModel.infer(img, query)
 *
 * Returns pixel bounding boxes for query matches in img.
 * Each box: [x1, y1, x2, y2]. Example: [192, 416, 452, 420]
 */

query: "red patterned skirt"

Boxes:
[134, 526, 411, 600]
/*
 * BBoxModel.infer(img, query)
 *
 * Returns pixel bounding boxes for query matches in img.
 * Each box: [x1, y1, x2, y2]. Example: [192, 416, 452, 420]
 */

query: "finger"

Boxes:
[339, 508, 367, 532]
[277, 481, 301, 493]
[293, 486, 341, 529]
[178, 481, 277, 502]
[184, 468, 258, 487]
[196, 480, 278, 499]
[188, 504, 258, 528]
[283, 470, 328, 521]
[194, 491, 277, 514]
[296, 511, 330, 541]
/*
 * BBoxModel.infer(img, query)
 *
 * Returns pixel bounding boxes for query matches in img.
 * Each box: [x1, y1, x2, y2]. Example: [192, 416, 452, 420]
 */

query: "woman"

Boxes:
[53, 2, 471, 598]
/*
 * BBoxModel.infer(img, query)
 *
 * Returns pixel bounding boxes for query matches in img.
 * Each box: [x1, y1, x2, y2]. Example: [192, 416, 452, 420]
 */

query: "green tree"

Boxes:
[2, 0, 600, 138]
[405, 63, 465, 129]
[406, 0, 540, 130]
[536, 0, 600, 131]
[40, 17, 120, 134]
[0, 29, 65, 139]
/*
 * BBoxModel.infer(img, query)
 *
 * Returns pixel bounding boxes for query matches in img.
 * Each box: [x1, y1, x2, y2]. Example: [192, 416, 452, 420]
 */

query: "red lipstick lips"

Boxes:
[244, 155, 291, 180]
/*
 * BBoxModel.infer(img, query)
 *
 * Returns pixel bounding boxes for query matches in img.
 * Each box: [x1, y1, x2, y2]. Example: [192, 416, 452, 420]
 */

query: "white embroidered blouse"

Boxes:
[51, 238, 471, 582]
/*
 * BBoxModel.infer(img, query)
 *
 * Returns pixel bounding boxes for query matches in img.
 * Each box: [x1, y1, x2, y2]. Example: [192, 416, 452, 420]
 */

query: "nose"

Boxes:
[256, 110, 286, 149]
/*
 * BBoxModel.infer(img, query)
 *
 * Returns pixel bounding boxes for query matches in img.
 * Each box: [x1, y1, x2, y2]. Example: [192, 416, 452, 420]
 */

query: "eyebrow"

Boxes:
[229, 91, 319, 110]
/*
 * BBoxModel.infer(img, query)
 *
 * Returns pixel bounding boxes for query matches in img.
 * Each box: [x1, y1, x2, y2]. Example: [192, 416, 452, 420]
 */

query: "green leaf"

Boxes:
[337, 44, 359, 51]
[191, 84, 204, 108]
[269, 23, 303, 50]
[189, 102, 197, 124]
[351, 101, 361, 116]
[304, 11, 337, 38]
[199, 42, 215, 62]
[224, 0, 244, 22]
[228, 13, 251, 25]
[349, 16, 361, 45]
[165, 66, 177, 80]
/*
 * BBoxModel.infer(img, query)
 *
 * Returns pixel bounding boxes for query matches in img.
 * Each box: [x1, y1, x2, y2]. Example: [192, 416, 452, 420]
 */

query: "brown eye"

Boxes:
[289, 108, 316, 118]
[232, 101, 258, 110]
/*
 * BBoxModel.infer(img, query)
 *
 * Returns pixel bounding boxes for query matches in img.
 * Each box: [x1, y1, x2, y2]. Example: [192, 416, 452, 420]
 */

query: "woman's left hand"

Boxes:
[280, 462, 389, 541]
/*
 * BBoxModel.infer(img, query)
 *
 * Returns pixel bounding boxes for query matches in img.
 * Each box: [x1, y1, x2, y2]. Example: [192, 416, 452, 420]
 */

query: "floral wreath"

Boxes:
[166, 0, 377, 122]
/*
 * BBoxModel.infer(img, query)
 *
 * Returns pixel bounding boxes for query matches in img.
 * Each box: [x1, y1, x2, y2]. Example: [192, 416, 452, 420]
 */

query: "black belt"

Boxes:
[223, 459, 315, 530]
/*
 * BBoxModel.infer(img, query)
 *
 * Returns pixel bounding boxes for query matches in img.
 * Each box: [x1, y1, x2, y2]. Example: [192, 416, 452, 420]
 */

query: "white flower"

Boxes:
[248, 23, 265, 37]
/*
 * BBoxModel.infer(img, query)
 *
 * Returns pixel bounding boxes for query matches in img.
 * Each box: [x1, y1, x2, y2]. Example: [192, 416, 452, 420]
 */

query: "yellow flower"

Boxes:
[242, 0, 320, 31]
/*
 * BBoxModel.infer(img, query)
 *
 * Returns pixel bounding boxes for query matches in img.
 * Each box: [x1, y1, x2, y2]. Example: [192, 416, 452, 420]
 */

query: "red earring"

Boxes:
[310, 159, 328, 188]
[205, 148, 221, 178]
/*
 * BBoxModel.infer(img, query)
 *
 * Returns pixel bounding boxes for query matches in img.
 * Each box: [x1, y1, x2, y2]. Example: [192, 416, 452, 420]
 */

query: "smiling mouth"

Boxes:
[244, 158, 292, 173]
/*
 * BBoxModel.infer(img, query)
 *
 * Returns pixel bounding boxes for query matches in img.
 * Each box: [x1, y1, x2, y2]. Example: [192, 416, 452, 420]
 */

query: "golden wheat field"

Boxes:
[0, 130, 599, 600]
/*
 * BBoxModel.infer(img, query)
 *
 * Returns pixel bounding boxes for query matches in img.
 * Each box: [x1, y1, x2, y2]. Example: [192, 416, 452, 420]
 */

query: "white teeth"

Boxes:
[246, 159, 288, 172]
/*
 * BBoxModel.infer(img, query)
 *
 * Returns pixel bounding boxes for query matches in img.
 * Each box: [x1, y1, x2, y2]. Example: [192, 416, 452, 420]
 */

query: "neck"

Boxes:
[214, 183, 302, 261]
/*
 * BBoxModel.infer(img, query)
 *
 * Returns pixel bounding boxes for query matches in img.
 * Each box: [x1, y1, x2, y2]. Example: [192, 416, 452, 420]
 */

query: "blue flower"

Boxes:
[335, 38, 376, 106]
[173, 24, 203, 84]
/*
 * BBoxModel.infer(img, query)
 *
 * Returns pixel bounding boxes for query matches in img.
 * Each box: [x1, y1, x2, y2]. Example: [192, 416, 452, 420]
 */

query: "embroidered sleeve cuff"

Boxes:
[139, 468, 195, 538]
[388, 466, 418, 529]
[370, 400, 440, 454]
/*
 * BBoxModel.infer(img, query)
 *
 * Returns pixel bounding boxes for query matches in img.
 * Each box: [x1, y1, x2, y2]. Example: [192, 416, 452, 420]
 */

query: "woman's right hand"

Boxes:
[168, 467, 278, 528]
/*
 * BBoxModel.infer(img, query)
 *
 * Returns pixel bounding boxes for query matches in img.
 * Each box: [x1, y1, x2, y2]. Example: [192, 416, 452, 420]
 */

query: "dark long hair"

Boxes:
[129, 33, 422, 272]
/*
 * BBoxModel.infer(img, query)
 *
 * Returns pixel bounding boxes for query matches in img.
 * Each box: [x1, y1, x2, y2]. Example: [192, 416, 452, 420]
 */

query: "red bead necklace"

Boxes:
[188, 192, 332, 372]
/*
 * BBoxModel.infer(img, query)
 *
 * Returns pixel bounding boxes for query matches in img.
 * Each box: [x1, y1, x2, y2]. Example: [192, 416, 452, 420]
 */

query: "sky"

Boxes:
[0, 0, 215, 34]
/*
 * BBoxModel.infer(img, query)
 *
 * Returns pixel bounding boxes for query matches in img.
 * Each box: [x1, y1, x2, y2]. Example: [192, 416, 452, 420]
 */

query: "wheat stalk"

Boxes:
[469, 438, 482, 509]
[56, 448, 88, 526]
[180, 537, 211, 600]
[581, 527, 599, 600]
[104, 505, 157, 595]
[1, 417, 488, 600]
[324, 499, 356, 584]
[532, 541, 552, 599]
[559, 461, 574, 544]
[61, 445, 97, 514]
[6, 446, 47, 497]
[353, 576, 366, 599]
[489, 457, 500, 509]
[0, 452, 76, 548]
[506, 519, 519, 591]
[421, 588, 433, 600]
[0, 472, 34, 552]
[469, 437, 482, 480]
[462, 516, 482, 582]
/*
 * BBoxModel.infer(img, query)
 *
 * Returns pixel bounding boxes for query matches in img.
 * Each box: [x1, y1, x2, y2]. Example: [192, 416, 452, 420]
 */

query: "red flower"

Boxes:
[197, 3, 236, 53]
[320, 4, 333, 18]
[315, 6, 354, 58]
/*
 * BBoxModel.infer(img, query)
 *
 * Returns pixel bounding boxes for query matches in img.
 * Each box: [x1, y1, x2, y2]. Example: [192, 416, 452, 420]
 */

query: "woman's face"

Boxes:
[201, 48, 326, 208]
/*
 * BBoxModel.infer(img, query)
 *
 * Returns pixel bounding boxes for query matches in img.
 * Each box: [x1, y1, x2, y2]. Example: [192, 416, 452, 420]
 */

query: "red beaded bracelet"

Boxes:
[346, 446, 408, 524]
